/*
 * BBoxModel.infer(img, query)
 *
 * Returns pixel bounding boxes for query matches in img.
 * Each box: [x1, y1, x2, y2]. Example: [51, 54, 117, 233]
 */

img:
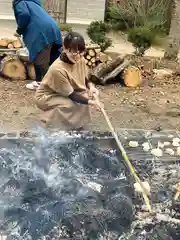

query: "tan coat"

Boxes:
[35, 58, 91, 130]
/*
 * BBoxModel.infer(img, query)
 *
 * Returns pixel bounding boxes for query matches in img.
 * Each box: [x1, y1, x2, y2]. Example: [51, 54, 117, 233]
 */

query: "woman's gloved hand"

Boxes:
[88, 85, 99, 98]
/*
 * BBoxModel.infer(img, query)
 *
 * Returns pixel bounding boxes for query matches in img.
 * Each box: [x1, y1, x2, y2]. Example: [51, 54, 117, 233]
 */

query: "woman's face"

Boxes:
[64, 48, 84, 63]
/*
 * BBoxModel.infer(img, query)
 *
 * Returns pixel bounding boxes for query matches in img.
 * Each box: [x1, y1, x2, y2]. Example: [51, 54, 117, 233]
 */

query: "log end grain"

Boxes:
[1, 55, 26, 81]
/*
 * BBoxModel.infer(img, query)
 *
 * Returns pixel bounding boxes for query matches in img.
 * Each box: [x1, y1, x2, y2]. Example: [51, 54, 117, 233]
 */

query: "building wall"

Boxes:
[66, 0, 106, 24]
[0, 0, 106, 24]
[44, 0, 66, 23]
[0, 0, 14, 19]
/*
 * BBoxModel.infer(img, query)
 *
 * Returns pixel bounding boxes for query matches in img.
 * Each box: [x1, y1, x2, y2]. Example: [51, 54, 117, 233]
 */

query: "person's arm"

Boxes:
[14, 1, 31, 35]
[69, 91, 88, 105]
[46, 68, 103, 109]
[47, 68, 100, 106]
[87, 81, 95, 90]
[69, 92, 103, 110]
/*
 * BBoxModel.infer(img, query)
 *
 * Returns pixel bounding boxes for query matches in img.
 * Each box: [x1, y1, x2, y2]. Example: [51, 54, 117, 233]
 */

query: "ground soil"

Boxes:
[1, 56, 180, 133]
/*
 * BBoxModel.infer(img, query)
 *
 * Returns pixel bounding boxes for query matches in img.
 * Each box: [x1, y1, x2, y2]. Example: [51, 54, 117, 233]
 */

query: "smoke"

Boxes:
[0, 129, 134, 239]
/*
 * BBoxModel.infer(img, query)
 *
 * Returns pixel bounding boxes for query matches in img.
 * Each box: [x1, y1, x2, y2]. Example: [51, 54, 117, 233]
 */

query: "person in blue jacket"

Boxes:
[12, 0, 62, 90]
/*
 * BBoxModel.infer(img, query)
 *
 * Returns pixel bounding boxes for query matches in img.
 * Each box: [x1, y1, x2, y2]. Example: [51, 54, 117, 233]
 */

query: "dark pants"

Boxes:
[34, 44, 61, 82]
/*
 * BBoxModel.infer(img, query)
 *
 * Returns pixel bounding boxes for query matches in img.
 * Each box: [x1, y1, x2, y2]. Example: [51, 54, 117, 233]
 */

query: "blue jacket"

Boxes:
[13, 0, 62, 62]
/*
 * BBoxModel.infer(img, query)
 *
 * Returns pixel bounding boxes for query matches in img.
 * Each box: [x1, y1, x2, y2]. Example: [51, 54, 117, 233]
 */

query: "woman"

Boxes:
[35, 32, 103, 130]
[12, 0, 62, 90]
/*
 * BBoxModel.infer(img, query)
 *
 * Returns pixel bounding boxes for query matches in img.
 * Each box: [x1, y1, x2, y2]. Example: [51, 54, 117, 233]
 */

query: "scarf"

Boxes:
[60, 52, 74, 64]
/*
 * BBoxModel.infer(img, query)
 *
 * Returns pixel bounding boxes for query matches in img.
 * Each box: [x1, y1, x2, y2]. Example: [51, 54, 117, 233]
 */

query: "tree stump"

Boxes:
[123, 66, 142, 87]
[0, 55, 26, 80]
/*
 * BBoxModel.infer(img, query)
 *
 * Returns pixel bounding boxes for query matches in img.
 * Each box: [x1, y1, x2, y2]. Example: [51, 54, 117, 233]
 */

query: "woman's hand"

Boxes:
[88, 99, 104, 111]
[88, 86, 99, 98]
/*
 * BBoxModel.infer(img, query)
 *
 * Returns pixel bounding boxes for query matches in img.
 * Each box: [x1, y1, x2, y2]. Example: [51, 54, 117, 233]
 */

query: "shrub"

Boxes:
[106, 0, 170, 33]
[106, 4, 137, 31]
[59, 24, 72, 32]
[87, 21, 110, 34]
[87, 21, 112, 52]
[128, 27, 155, 55]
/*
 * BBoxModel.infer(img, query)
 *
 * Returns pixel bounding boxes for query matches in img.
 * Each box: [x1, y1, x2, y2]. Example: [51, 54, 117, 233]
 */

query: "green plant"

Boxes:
[128, 27, 155, 55]
[106, 0, 170, 33]
[87, 21, 110, 34]
[87, 21, 112, 52]
[107, 4, 135, 30]
[59, 24, 72, 32]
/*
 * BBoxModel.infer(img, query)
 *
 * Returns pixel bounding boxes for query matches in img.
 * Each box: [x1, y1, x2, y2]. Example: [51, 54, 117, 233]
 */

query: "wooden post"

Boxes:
[64, 0, 68, 23]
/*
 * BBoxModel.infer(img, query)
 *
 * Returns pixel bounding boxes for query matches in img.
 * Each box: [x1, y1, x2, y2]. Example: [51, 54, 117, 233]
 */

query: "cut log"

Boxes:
[27, 64, 36, 80]
[101, 59, 131, 84]
[7, 43, 14, 49]
[88, 61, 92, 66]
[123, 66, 142, 87]
[95, 48, 101, 54]
[91, 57, 96, 63]
[0, 39, 9, 47]
[98, 52, 109, 63]
[90, 55, 125, 82]
[13, 38, 22, 48]
[0, 55, 26, 80]
[86, 55, 91, 60]
[88, 49, 96, 57]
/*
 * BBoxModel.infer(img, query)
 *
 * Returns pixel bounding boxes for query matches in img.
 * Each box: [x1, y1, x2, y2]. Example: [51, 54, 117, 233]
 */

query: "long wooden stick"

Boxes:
[94, 95, 151, 212]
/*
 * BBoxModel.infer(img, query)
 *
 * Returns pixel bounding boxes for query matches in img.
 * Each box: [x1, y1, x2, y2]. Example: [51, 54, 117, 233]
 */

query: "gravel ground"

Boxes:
[1, 66, 180, 133]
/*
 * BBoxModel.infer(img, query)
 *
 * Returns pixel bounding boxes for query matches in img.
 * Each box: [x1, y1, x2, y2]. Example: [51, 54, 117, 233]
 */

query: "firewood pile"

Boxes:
[90, 54, 143, 87]
[0, 42, 143, 87]
[85, 45, 111, 67]
[0, 38, 22, 50]
[85, 45, 143, 87]
[0, 37, 35, 81]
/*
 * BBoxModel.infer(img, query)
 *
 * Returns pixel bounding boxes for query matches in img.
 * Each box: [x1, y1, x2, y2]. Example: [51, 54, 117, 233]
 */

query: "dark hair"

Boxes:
[63, 32, 85, 53]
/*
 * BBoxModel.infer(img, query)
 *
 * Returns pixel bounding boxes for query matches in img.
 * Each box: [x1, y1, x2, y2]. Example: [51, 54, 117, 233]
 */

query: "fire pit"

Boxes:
[0, 129, 180, 239]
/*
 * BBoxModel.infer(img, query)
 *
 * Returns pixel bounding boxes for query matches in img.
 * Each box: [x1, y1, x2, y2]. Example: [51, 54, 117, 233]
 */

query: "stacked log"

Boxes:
[90, 55, 142, 87]
[0, 38, 22, 50]
[84, 46, 110, 68]
[0, 36, 35, 81]
[0, 43, 142, 87]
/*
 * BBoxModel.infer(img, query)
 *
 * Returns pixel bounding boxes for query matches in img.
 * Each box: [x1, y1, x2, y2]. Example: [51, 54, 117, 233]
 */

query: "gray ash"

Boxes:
[1, 131, 180, 239]
[0, 135, 134, 239]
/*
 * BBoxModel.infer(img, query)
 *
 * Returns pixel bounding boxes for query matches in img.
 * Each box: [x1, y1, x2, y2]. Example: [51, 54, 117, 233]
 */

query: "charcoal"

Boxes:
[0, 136, 134, 239]
[1, 130, 180, 239]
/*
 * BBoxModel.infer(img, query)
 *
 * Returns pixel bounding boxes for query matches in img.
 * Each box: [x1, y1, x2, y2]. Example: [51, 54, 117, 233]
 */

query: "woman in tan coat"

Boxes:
[35, 32, 103, 130]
